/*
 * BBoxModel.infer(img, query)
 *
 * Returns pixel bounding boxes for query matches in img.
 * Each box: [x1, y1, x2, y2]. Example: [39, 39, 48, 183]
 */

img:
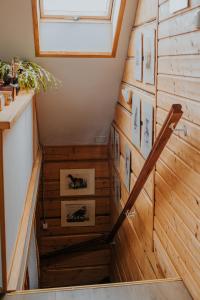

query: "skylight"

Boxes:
[41, 0, 113, 19]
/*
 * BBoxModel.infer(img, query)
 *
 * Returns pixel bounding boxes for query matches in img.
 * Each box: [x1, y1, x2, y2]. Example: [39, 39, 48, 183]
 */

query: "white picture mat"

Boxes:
[132, 95, 141, 150]
[170, 0, 188, 13]
[134, 31, 143, 81]
[122, 88, 132, 104]
[60, 169, 95, 196]
[61, 200, 95, 227]
[141, 101, 154, 159]
[114, 130, 120, 169]
[143, 29, 155, 85]
[124, 145, 131, 192]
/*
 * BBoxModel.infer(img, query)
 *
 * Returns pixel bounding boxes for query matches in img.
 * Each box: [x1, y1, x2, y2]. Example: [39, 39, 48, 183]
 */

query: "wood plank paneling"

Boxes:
[37, 145, 111, 287]
[156, 1, 200, 299]
[112, 1, 200, 299]
[110, 0, 158, 283]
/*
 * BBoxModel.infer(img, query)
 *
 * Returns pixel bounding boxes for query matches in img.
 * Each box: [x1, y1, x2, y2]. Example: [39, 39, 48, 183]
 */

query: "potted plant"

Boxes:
[0, 58, 60, 93]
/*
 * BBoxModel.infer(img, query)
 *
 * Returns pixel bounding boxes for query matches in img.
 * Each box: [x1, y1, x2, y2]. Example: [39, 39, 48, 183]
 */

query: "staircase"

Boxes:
[40, 246, 111, 288]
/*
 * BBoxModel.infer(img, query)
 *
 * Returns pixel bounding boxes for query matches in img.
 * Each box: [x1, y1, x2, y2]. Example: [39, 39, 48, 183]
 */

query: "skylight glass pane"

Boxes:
[42, 0, 112, 17]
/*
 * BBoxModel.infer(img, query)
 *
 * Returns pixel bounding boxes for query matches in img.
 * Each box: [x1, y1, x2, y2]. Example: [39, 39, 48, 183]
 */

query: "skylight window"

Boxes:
[40, 0, 113, 19]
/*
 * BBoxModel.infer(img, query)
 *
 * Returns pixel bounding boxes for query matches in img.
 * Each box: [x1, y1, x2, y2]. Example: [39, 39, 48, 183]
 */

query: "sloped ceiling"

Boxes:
[0, 0, 138, 145]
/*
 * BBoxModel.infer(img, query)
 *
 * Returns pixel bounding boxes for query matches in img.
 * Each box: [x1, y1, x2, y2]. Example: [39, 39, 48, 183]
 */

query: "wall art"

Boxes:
[134, 31, 143, 81]
[124, 144, 131, 192]
[122, 87, 132, 104]
[141, 101, 154, 159]
[143, 29, 155, 85]
[132, 94, 141, 150]
[114, 130, 120, 169]
[60, 168, 95, 196]
[61, 200, 95, 227]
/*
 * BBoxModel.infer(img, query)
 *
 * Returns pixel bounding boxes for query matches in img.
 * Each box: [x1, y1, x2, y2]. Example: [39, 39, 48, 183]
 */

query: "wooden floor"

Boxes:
[1, 279, 192, 300]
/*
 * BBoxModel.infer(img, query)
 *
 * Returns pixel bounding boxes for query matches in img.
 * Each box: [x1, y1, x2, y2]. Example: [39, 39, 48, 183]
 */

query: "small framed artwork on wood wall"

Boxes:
[121, 87, 132, 104]
[170, 0, 188, 13]
[124, 144, 131, 192]
[114, 130, 120, 169]
[61, 200, 95, 227]
[114, 172, 121, 206]
[110, 125, 115, 158]
[141, 101, 154, 159]
[134, 31, 143, 81]
[132, 95, 141, 150]
[143, 29, 155, 85]
[60, 169, 95, 196]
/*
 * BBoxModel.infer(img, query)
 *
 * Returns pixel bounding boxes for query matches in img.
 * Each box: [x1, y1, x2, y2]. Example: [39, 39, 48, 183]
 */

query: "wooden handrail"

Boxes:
[106, 104, 183, 243]
[41, 104, 183, 259]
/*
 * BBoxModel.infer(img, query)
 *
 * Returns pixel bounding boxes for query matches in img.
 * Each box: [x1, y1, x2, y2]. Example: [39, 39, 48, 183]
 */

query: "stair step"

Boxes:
[40, 265, 110, 288]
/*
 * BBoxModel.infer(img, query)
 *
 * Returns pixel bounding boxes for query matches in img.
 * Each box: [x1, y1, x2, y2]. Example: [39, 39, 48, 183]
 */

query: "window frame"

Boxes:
[32, 0, 126, 58]
[39, 0, 114, 21]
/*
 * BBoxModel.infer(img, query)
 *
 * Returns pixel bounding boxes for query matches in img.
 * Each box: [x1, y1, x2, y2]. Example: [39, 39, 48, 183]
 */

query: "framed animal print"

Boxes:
[141, 101, 154, 159]
[124, 144, 131, 192]
[170, 0, 188, 13]
[60, 169, 95, 196]
[122, 87, 132, 104]
[134, 31, 143, 81]
[132, 95, 141, 150]
[114, 130, 120, 169]
[110, 125, 115, 159]
[143, 29, 155, 85]
[114, 172, 121, 206]
[61, 200, 95, 227]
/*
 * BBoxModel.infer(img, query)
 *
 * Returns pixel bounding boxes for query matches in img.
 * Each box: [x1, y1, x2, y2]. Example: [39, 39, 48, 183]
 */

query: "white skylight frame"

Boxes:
[40, 0, 114, 20]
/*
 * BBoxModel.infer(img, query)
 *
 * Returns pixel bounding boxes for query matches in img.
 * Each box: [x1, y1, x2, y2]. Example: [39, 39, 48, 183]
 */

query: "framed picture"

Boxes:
[122, 88, 132, 104]
[60, 169, 95, 196]
[114, 130, 120, 169]
[124, 144, 131, 192]
[170, 0, 188, 13]
[110, 125, 115, 158]
[134, 31, 143, 81]
[114, 172, 121, 206]
[143, 29, 155, 85]
[132, 95, 141, 150]
[141, 101, 154, 159]
[61, 200, 95, 227]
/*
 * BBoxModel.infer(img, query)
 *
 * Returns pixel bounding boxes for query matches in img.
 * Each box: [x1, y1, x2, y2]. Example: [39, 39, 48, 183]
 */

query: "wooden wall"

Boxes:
[111, 0, 165, 282]
[155, 1, 200, 299]
[111, 0, 200, 299]
[37, 145, 112, 287]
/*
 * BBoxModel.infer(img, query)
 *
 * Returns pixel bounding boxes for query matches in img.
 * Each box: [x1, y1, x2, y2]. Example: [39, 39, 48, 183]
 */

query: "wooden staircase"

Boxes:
[40, 245, 111, 288]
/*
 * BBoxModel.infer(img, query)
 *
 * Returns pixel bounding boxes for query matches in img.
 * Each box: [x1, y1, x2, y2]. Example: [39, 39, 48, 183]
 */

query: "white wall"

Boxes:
[27, 228, 39, 290]
[3, 102, 33, 274]
[0, 0, 138, 145]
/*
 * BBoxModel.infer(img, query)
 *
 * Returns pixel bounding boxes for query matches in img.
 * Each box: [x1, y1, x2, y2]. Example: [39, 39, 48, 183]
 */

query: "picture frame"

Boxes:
[60, 169, 95, 196]
[110, 125, 115, 159]
[114, 130, 120, 169]
[124, 144, 131, 192]
[114, 172, 121, 206]
[121, 87, 132, 104]
[134, 31, 143, 81]
[170, 0, 188, 13]
[61, 200, 95, 227]
[141, 101, 154, 159]
[143, 29, 155, 85]
[132, 94, 141, 150]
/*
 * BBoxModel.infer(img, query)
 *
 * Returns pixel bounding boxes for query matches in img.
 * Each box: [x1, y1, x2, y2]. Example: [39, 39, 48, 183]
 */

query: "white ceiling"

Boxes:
[0, 0, 137, 145]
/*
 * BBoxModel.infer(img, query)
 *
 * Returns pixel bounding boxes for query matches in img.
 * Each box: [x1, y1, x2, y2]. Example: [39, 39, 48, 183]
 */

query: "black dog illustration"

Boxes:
[67, 206, 89, 222]
[68, 174, 87, 189]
